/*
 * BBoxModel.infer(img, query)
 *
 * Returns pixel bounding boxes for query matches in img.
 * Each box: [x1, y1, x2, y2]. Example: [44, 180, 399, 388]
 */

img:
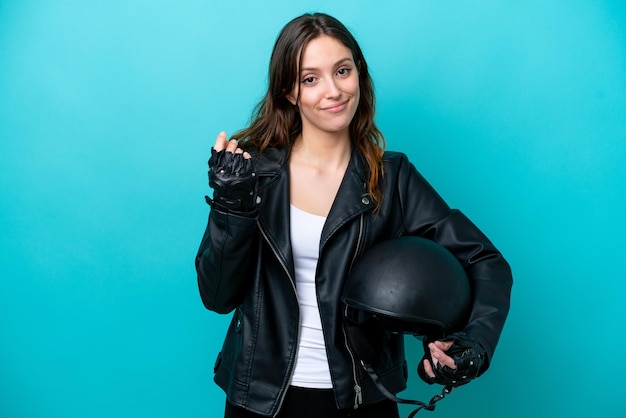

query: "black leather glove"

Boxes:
[207, 148, 258, 215]
[417, 332, 487, 387]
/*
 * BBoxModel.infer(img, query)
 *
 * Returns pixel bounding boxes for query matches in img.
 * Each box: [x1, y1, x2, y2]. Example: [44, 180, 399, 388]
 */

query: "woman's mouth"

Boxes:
[322, 100, 349, 113]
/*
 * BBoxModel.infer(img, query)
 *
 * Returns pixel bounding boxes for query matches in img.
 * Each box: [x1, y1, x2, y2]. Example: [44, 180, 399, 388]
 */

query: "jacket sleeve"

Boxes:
[397, 154, 513, 371]
[195, 206, 259, 314]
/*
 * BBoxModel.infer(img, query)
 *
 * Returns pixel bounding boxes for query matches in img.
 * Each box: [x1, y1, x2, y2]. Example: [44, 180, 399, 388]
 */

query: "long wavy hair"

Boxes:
[232, 13, 385, 208]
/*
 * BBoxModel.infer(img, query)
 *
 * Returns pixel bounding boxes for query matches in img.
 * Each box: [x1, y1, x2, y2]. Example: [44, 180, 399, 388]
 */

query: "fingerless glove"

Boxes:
[207, 149, 258, 215]
[417, 332, 487, 387]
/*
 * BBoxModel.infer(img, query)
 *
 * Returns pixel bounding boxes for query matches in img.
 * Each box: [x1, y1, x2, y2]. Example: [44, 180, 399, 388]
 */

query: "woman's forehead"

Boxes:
[299, 35, 354, 70]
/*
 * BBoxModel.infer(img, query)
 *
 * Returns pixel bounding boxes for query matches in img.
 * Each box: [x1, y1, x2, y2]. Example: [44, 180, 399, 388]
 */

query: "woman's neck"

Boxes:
[288, 131, 352, 217]
[291, 131, 351, 171]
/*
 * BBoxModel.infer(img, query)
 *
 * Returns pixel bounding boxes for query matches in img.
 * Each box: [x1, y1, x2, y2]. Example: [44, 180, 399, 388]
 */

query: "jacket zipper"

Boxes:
[260, 209, 366, 412]
[257, 221, 300, 417]
[344, 213, 365, 409]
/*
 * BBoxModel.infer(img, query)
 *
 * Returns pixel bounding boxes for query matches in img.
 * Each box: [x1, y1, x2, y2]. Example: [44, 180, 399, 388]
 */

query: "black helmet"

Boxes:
[343, 236, 471, 340]
[342, 236, 473, 415]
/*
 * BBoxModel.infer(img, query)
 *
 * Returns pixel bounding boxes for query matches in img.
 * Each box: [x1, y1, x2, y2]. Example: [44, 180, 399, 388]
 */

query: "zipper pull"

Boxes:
[354, 384, 363, 408]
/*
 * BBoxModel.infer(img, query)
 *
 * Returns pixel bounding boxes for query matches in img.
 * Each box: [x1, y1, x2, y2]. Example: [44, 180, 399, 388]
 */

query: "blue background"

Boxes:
[1, 1, 625, 417]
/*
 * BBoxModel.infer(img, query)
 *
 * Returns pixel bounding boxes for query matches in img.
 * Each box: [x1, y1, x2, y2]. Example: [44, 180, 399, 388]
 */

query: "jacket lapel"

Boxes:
[255, 147, 373, 274]
[255, 149, 296, 281]
[321, 149, 373, 250]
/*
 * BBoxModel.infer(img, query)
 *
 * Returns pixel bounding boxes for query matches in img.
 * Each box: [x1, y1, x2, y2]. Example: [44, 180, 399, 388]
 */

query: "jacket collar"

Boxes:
[321, 148, 372, 249]
[256, 147, 373, 277]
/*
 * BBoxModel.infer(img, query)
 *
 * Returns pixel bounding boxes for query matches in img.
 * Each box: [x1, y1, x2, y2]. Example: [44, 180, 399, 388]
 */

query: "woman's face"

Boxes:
[287, 35, 360, 138]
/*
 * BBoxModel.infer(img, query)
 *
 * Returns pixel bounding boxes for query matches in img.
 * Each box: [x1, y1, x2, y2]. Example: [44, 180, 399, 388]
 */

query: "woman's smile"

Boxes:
[321, 99, 350, 113]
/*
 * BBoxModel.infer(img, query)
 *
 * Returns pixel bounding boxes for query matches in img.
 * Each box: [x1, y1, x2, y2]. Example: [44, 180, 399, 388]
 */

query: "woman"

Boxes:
[196, 12, 512, 418]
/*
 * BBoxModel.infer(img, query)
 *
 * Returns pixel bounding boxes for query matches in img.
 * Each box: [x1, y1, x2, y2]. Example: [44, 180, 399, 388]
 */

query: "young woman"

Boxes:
[196, 12, 512, 418]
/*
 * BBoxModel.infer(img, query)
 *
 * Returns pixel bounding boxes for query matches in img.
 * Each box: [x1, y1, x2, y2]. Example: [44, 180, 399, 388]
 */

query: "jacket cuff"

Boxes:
[205, 195, 258, 218]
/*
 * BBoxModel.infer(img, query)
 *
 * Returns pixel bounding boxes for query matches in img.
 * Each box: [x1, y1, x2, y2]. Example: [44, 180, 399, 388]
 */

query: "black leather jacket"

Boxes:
[196, 147, 512, 417]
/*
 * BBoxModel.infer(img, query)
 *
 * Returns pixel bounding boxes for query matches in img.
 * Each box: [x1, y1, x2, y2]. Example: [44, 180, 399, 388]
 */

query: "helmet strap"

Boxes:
[361, 361, 453, 417]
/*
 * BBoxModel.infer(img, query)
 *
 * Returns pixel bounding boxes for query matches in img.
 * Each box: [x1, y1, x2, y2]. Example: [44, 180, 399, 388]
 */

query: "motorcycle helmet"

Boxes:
[342, 236, 473, 415]
[342, 236, 474, 416]
[342, 236, 471, 340]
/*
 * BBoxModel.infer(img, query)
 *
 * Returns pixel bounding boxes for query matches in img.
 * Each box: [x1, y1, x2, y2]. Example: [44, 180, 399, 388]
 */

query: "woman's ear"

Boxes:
[285, 92, 297, 106]
[284, 85, 298, 106]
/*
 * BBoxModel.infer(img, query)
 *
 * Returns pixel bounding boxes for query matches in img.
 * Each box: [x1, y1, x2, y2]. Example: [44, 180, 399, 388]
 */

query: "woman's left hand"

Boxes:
[418, 333, 487, 386]
[422, 340, 456, 378]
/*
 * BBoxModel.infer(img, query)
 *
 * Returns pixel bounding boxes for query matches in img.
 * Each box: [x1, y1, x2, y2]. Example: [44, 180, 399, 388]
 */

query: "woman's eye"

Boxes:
[337, 67, 352, 76]
[302, 76, 316, 85]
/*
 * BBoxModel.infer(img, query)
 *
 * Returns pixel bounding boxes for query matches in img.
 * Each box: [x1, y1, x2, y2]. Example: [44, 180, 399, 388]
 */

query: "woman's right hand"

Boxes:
[207, 132, 257, 214]
[213, 131, 251, 159]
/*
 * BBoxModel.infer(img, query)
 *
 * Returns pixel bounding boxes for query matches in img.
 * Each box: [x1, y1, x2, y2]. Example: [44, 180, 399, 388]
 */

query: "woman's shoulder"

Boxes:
[382, 150, 408, 160]
[381, 150, 429, 183]
[382, 150, 411, 168]
[244, 146, 289, 175]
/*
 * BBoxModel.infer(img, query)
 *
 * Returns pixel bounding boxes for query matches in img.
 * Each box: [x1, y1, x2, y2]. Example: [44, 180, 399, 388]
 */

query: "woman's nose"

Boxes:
[325, 78, 341, 98]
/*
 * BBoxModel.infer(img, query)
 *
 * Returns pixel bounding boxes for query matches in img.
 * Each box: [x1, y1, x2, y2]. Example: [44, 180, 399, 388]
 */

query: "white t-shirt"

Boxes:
[289, 204, 333, 388]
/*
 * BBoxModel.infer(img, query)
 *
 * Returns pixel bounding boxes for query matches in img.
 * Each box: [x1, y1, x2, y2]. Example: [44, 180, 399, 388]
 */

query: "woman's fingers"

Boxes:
[226, 139, 239, 153]
[429, 342, 457, 370]
[213, 131, 228, 152]
[435, 340, 454, 351]
[212, 132, 252, 159]
[423, 359, 435, 378]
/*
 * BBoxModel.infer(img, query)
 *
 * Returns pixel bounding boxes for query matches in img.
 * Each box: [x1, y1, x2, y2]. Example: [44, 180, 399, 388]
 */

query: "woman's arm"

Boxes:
[397, 153, 513, 379]
[195, 209, 258, 314]
[195, 133, 259, 314]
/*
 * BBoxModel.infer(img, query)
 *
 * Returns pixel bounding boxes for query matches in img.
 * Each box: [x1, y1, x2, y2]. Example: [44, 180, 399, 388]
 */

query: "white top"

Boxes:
[289, 204, 333, 388]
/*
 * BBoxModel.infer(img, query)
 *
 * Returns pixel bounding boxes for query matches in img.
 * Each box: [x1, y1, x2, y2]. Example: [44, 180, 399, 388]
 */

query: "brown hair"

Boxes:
[232, 13, 385, 208]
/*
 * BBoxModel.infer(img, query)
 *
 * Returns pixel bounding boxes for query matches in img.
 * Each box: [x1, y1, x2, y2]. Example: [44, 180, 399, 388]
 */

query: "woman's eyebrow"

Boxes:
[300, 57, 353, 73]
